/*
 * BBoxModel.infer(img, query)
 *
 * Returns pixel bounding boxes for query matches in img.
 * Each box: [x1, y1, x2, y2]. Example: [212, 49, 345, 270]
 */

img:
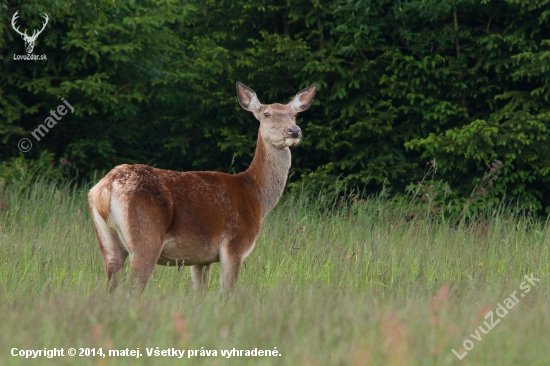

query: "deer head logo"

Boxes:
[11, 11, 49, 54]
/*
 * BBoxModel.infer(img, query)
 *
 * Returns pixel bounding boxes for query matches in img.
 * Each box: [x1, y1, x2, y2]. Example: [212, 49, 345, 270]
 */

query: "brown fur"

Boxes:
[88, 82, 317, 292]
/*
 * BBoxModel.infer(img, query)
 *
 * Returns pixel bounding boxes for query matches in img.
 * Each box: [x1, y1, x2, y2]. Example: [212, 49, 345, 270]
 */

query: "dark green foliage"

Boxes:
[1, 0, 549, 212]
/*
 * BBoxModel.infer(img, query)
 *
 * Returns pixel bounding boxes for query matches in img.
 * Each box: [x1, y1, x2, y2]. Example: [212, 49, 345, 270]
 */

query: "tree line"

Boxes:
[1, 0, 549, 213]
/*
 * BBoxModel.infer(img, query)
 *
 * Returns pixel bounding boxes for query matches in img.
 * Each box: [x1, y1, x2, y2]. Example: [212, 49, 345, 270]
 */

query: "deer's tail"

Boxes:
[88, 177, 112, 222]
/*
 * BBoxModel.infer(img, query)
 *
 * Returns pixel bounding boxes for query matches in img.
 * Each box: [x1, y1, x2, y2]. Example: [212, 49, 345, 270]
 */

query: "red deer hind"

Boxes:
[88, 82, 317, 292]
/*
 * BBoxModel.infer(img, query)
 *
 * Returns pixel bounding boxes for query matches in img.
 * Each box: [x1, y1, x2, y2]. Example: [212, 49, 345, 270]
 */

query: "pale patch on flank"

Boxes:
[107, 194, 131, 252]
[92, 207, 120, 266]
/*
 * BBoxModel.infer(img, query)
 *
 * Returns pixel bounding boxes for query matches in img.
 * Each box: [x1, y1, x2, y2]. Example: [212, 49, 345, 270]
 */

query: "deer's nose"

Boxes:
[287, 126, 302, 139]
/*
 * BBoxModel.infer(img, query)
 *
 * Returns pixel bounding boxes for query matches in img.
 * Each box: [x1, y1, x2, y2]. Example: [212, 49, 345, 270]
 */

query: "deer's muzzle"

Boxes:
[287, 126, 302, 139]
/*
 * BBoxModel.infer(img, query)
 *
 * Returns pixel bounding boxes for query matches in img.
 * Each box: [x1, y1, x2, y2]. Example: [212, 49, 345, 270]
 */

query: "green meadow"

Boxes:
[0, 178, 549, 365]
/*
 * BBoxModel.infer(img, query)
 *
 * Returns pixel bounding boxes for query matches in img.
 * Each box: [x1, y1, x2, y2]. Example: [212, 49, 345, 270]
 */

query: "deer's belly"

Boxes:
[160, 236, 220, 266]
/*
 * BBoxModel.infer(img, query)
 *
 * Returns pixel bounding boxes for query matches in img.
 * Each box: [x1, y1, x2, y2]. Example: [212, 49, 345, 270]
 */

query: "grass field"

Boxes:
[0, 178, 549, 365]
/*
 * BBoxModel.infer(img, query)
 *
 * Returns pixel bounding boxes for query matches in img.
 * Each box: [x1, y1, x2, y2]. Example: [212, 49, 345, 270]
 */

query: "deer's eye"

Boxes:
[264, 113, 270, 117]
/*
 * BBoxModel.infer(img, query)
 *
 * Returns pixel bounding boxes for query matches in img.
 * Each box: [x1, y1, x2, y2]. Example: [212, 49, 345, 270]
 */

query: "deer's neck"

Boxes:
[243, 131, 291, 219]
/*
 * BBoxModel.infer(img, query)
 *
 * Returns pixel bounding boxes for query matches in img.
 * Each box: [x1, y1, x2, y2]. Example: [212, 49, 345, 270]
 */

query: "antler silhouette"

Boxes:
[11, 11, 48, 40]
[11, 11, 27, 38]
[31, 13, 49, 40]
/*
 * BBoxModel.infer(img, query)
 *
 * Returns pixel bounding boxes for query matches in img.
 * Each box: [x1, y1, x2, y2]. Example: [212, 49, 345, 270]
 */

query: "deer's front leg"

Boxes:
[219, 246, 243, 292]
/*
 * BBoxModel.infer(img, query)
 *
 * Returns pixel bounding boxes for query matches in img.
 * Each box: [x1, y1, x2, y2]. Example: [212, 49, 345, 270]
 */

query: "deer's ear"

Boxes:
[236, 82, 261, 113]
[287, 84, 317, 112]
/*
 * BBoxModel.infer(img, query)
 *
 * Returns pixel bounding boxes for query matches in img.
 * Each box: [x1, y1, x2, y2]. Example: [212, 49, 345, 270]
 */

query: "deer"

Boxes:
[11, 10, 49, 54]
[88, 82, 317, 292]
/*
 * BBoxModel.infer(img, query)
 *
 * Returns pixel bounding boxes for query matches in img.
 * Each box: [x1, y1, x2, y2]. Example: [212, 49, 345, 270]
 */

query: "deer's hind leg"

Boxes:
[115, 194, 169, 293]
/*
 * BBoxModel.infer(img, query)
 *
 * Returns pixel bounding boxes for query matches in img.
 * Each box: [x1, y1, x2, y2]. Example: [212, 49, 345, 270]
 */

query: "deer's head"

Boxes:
[11, 11, 49, 54]
[236, 82, 317, 149]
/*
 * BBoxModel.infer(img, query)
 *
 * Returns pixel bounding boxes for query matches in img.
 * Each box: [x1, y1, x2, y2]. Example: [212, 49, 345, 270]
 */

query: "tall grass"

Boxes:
[0, 179, 549, 365]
